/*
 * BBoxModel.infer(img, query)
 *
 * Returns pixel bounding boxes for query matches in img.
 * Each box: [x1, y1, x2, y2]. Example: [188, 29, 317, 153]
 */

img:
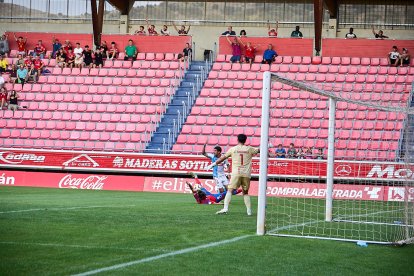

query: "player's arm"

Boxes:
[201, 143, 209, 158]
[206, 155, 228, 170]
[186, 182, 195, 193]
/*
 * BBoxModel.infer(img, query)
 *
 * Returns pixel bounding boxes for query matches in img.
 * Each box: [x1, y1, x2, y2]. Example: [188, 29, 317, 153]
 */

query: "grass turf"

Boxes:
[0, 186, 413, 275]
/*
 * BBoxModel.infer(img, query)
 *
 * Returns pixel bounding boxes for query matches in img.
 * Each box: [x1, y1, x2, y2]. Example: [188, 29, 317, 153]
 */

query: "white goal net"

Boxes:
[257, 71, 414, 245]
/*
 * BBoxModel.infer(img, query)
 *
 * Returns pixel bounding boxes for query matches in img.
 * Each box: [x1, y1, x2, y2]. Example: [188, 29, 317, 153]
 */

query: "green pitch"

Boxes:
[0, 186, 413, 275]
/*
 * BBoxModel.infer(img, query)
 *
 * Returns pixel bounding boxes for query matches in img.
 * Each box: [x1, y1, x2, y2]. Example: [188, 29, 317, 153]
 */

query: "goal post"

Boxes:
[257, 71, 414, 244]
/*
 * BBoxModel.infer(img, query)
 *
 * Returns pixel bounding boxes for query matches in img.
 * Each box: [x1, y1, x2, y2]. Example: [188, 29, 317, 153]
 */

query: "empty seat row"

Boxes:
[39, 75, 178, 86]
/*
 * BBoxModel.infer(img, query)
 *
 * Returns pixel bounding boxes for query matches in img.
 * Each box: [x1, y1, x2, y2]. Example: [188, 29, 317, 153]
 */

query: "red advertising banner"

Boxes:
[0, 148, 413, 181]
[1, 171, 413, 202]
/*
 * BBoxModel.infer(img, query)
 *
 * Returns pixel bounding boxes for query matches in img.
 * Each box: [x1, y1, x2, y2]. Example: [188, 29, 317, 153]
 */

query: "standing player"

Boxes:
[206, 134, 260, 215]
[202, 144, 229, 193]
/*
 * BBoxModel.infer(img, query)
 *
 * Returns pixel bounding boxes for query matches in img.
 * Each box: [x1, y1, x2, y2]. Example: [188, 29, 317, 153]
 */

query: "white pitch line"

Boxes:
[0, 205, 136, 214]
[72, 235, 253, 276]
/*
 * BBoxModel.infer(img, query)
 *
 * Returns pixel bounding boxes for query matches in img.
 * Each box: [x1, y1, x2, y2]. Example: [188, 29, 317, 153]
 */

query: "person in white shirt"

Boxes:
[388, 46, 400, 66]
[73, 43, 83, 56]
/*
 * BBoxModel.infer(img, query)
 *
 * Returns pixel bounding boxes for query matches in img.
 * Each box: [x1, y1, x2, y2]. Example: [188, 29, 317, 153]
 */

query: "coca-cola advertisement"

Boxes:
[0, 148, 413, 181]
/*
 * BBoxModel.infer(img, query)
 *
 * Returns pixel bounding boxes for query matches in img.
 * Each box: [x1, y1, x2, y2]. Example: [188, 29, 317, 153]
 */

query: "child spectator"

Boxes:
[52, 36, 62, 58]
[400, 48, 411, 66]
[83, 45, 93, 68]
[372, 26, 388, 39]
[66, 48, 75, 68]
[0, 55, 9, 73]
[261, 44, 277, 65]
[33, 40, 46, 59]
[304, 147, 313, 159]
[239, 30, 247, 37]
[172, 22, 191, 35]
[8, 90, 19, 112]
[124, 39, 137, 61]
[287, 143, 297, 158]
[0, 33, 9, 56]
[388, 46, 400, 66]
[135, 26, 146, 35]
[222, 26, 236, 36]
[268, 21, 279, 37]
[291, 26, 303, 38]
[107, 42, 118, 60]
[56, 48, 67, 68]
[315, 148, 324, 160]
[93, 47, 104, 68]
[160, 25, 170, 36]
[0, 87, 8, 109]
[345, 27, 357, 39]
[13, 33, 27, 56]
[226, 36, 242, 63]
[275, 144, 286, 158]
[239, 39, 257, 66]
[16, 64, 28, 84]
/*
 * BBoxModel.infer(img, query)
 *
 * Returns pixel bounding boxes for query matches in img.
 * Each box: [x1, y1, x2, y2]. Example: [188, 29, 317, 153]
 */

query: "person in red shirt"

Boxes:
[66, 48, 75, 68]
[13, 33, 27, 56]
[107, 41, 118, 60]
[134, 26, 146, 35]
[32, 55, 44, 83]
[33, 40, 46, 59]
[62, 40, 72, 54]
[267, 21, 279, 37]
[146, 19, 158, 36]
[24, 55, 33, 68]
[239, 39, 258, 66]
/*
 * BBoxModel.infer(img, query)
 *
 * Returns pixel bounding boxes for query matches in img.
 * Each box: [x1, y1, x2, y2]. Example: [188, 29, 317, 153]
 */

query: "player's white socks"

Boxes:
[223, 192, 232, 211]
[244, 195, 252, 215]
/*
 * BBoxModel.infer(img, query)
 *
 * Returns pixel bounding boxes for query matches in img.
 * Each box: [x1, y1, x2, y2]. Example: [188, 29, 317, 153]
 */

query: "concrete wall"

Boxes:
[2, 21, 414, 60]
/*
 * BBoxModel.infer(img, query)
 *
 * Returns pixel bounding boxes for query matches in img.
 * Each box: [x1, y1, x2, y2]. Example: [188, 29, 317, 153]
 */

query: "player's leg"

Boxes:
[216, 176, 239, 214]
[215, 176, 225, 193]
[240, 177, 252, 215]
[188, 171, 202, 186]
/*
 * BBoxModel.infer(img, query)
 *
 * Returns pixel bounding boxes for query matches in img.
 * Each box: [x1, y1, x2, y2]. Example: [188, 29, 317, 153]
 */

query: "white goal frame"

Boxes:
[256, 71, 414, 244]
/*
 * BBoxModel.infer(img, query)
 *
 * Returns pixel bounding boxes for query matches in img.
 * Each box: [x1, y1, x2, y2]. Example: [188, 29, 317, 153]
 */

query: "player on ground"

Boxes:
[206, 134, 260, 215]
[201, 144, 229, 192]
[186, 173, 241, 204]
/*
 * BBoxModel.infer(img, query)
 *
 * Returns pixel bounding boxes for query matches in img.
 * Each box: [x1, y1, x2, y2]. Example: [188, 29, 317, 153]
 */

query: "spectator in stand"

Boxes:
[16, 64, 28, 84]
[73, 43, 83, 57]
[83, 45, 93, 68]
[400, 48, 411, 66]
[135, 26, 146, 35]
[0, 33, 9, 56]
[93, 47, 104, 68]
[62, 40, 72, 54]
[345, 27, 357, 39]
[74, 51, 83, 69]
[261, 44, 277, 65]
[160, 25, 170, 36]
[239, 30, 247, 37]
[56, 48, 67, 68]
[100, 40, 108, 58]
[297, 147, 305, 159]
[124, 39, 137, 61]
[33, 40, 46, 59]
[27, 63, 37, 83]
[226, 35, 242, 64]
[0, 55, 9, 73]
[107, 42, 118, 60]
[0, 74, 5, 89]
[15, 54, 25, 67]
[275, 144, 286, 158]
[8, 90, 19, 112]
[8, 64, 17, 83]
[178, 43, 192, 62]
[287, 143, 297, 158]
[172, 22, 191, 35]
[372, 26, 388, 39]
[32, 55, 44, 82]
[66, 48, 75, 68]
[388, 46, 400, 66]
[238, 39, 257, 66]
[304, 147, 313, 159]
[267, 21, 279, 37]
[222, 26, 236, 36]
[315, 148, 324, 160]
[146, 20, 158, 36]
[24, 55, 33, 68]
[13, 33, 27, 56]
[52, 36, 62, 58]
[291, 26, 303, 38]
[0, 87, 7, 109]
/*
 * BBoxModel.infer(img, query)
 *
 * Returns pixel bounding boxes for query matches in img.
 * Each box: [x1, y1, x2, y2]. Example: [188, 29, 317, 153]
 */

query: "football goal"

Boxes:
[257, 71, 414, 245]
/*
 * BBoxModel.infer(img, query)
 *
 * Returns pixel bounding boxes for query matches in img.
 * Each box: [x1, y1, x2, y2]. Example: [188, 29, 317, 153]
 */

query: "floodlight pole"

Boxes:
[257, 71, 271, 235]
[325, 97, 336, 221]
